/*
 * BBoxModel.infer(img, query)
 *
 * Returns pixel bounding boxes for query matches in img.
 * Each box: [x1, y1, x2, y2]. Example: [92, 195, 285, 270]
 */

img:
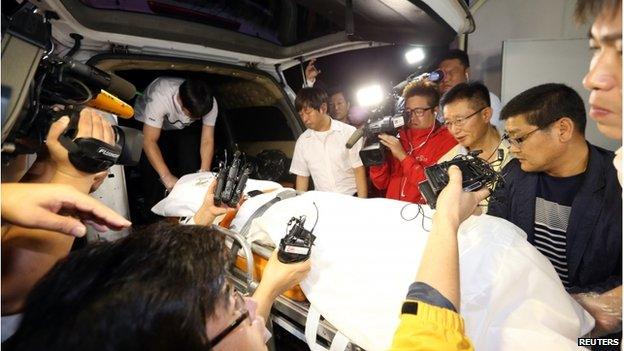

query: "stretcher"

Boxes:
[158, 174, 595, 351]
[213, 224, 364, 351]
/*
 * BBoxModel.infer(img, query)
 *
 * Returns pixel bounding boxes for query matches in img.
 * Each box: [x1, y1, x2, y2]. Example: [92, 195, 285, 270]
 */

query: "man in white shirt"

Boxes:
[436, 50, 503, 132]
[290, 87, 368, 197]
[134, 77, 218, 209]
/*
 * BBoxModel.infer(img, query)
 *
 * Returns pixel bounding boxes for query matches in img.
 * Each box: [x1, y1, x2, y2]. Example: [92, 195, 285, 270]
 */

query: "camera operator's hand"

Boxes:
[305, 59, 320, 85]
[192, 179, 237, 226]
[1, 183, 131, 238]
[378, 133, 407, 161]
[253, 250, 311, 320]
[434, 165, 490, 228]
[46, 109, 115, 192]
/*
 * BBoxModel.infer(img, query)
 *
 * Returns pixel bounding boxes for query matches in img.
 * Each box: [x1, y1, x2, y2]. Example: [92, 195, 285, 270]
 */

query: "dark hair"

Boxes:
[179, 78, 214, 119]
[500, 83, 586, 134]
[440, 82, 491, 111]
[328, 86, 350, 103]
[436, 49, 470, 69]
[574, 0, 621, 23]
[403, 80, 440, 107]
[295, 87, 329, 112]
[5, 222, 228, 351]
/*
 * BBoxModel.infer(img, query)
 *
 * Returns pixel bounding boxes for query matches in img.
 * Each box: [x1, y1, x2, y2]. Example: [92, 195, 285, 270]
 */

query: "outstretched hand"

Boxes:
[261, 250, 311, 298]
[305, 59, 320, 84]
[2, 182, 131, 237]
[192, 179, 239, 226]
[252, 250, 312, 320]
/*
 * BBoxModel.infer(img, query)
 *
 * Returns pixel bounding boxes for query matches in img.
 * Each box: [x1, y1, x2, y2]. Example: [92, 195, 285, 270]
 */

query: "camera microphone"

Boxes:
[345, 127, 365, 149]
[86, 90, 134, 118]
[63, 59, 136, 101]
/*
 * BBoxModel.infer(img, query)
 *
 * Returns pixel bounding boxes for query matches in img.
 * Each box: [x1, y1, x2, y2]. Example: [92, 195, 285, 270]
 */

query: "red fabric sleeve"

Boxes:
[399, 154, 425, 189]
[369, 162, 391, 190]
[399, 129, 457, 197]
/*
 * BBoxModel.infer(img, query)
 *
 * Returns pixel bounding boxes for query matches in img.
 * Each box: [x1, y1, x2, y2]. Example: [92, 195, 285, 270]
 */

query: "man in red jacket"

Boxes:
[370, 81, 457, 203]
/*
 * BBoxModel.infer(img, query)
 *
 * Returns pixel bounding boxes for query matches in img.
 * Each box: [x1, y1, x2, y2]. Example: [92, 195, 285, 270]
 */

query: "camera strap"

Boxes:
[239, 189, 298, 238]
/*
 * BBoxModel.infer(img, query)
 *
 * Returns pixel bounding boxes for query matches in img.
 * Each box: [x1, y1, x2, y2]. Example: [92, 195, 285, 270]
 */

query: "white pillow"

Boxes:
[151, 172, 283, 217]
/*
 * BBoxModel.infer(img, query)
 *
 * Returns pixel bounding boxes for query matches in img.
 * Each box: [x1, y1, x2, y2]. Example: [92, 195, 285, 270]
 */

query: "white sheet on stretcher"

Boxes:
[240, 191, 594, 351]
[151, 172, 283, 218]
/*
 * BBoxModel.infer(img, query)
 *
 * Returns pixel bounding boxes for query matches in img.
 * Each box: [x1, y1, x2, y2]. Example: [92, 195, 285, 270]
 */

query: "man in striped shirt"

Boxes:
[488, 83, 621, 304]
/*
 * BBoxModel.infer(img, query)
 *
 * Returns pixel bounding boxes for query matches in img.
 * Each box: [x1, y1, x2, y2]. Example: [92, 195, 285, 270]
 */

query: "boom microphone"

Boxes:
[86, 90, 134, 118]
[64, 59, 136, 101]
[345, 127, 365, 149]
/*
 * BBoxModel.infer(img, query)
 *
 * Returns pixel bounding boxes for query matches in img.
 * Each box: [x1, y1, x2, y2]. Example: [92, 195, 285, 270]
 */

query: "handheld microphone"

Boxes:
[221, 151, 242, 202]
[214, 161, 227, 206]
[228, 166, 251, 207]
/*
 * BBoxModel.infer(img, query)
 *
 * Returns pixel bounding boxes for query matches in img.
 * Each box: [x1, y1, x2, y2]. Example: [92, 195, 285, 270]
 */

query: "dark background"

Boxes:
[283, 44, 448, 103]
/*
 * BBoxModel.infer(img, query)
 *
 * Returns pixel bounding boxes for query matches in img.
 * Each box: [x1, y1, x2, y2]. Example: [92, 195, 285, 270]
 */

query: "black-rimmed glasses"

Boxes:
[404, 106, 434, 118]
[443, 107, 486, 128]
[207, 287, 250, 347]
[502, 127, 541, 147]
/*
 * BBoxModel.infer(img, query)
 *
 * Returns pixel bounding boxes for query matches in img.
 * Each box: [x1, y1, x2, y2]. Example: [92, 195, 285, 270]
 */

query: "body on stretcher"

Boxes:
[157, 173, 596, 351]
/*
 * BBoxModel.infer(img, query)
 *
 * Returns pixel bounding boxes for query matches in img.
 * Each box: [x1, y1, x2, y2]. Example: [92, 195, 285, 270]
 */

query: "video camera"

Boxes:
[345, 70, 444, 166]
[418, 151, 502, 209]
[1, 3, 142, 173]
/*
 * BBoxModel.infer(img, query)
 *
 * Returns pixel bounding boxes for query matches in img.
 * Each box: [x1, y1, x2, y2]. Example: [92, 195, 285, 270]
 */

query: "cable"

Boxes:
[310, 201, 319, 233]
[485, 135, 505, 166]
[400, 203, 432, 231]
[405, 120, 437, 155]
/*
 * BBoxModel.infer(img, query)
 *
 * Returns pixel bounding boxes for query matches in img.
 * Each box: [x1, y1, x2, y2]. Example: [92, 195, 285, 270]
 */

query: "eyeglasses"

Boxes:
[443, 107, 486, 128]
[404, 106, 434, 118]
[207, 285, 250, 347]
[502, 118, 562, 147]
[502, 128, 542, 147]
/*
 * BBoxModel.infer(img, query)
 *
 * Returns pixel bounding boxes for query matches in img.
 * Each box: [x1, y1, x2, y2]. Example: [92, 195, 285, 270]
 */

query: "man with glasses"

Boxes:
[488, 84, 621, 331]
[438, 82, 512, 171]
[4, 221, 310, 350]
[369, 81, 457, 203]
[135, 76, 219, 214]
[436, 50, 504, 132]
